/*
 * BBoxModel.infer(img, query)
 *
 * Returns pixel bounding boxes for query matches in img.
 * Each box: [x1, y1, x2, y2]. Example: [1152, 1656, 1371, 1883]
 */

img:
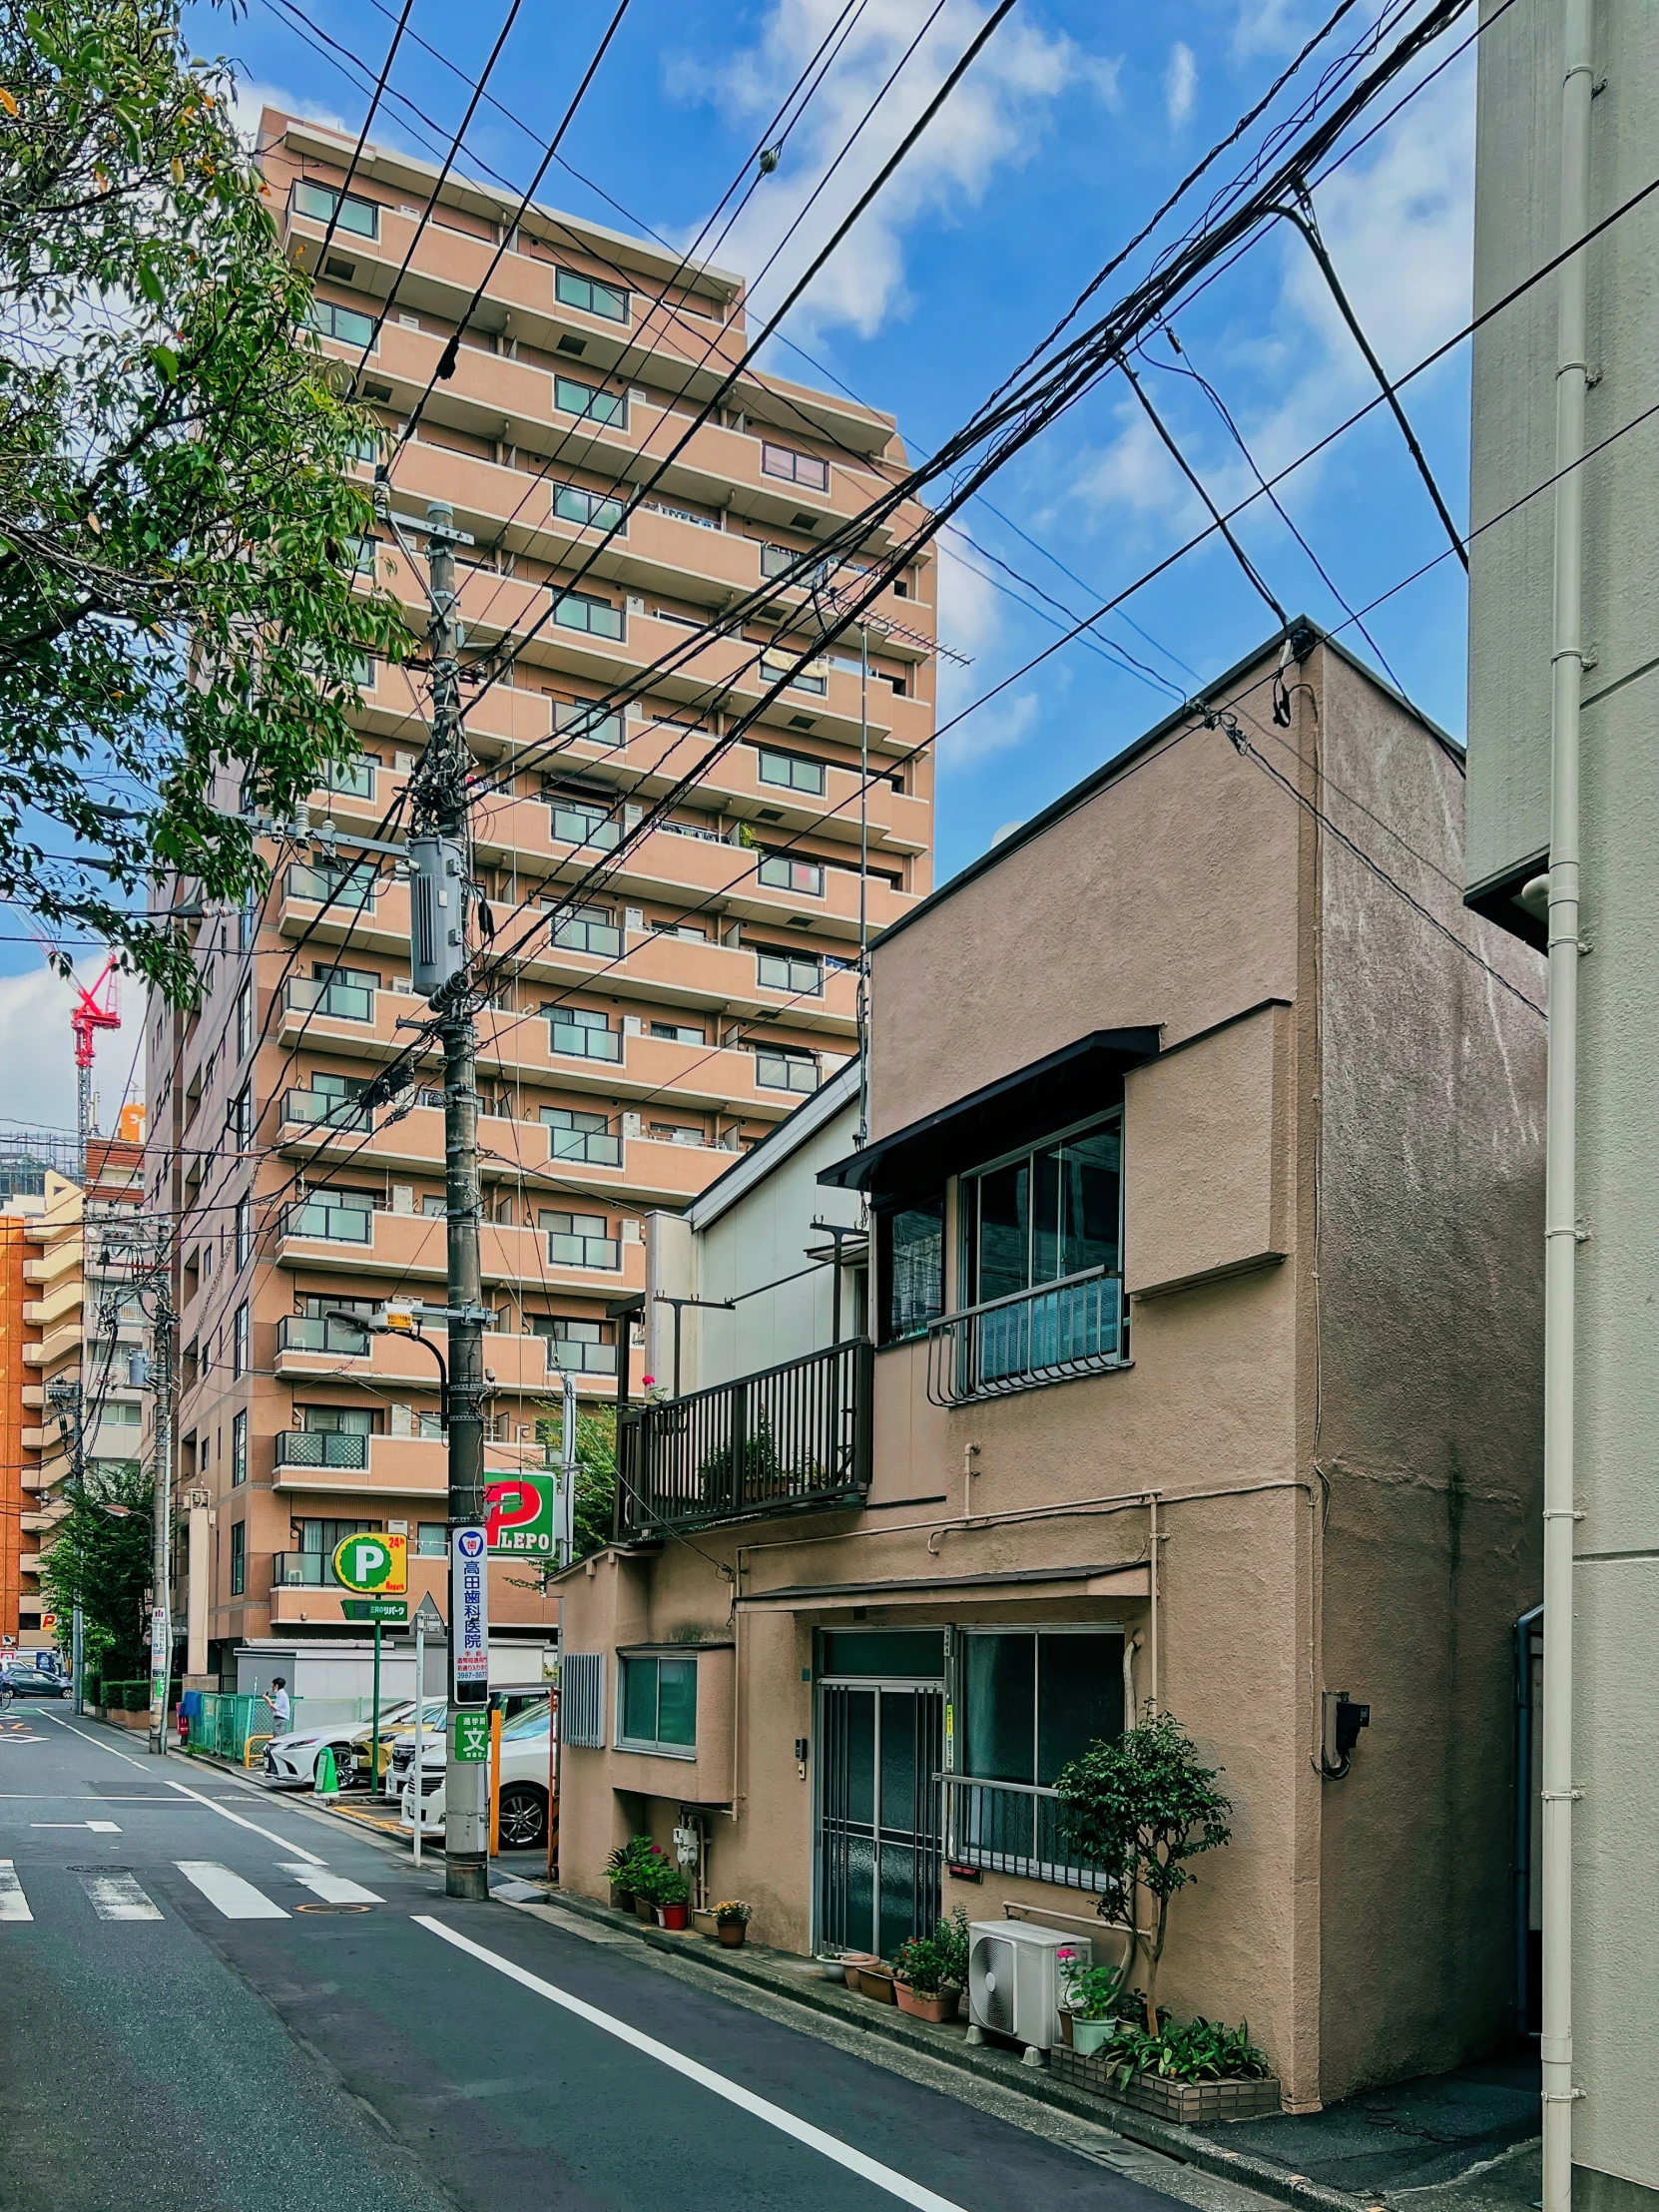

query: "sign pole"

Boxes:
[412, 1609, 424, 1866]
[371, 1619, 381, 1796]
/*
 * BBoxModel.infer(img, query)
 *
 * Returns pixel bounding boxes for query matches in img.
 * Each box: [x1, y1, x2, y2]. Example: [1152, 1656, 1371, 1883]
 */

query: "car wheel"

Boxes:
[496, 1783, 546, 1852]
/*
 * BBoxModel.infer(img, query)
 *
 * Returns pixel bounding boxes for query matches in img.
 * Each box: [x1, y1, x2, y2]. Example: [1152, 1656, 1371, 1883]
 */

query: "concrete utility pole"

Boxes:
[408, 499, 491, 1901]
[147, 1296, 174, 1757]
[45, 1376, 85, 1710]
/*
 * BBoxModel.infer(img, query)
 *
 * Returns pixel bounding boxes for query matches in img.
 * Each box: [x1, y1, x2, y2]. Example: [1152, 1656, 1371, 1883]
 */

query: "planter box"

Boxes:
[113, 1708, 151, 1732]
[895, 1981, 960, 2024]
[851, 1963, 897, 2004]
[1050, 2047, 1281, 2125]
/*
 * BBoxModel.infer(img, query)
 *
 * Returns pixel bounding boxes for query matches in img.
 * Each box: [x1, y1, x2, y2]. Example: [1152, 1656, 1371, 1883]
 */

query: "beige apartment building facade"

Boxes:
[146, 112, 934, 1674]
[555, 630, 1546, 2112]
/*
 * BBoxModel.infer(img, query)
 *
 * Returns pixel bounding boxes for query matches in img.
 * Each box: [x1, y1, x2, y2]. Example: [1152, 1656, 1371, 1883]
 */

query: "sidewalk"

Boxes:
[503, 1886, 1538, 2212]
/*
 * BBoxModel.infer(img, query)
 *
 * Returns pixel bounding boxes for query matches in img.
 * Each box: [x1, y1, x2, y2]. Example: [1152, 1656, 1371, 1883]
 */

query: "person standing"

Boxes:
[266, 1676, 290, 1733]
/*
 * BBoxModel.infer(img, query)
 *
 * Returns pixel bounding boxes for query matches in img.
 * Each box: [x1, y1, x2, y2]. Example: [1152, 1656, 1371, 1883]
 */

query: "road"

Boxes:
[0, 1709, 1261, 2212]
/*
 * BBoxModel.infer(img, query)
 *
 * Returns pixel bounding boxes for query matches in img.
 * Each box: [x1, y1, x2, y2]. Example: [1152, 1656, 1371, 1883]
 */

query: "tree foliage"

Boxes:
[0, 0, 408, 999]
[531, 1402, 617, 1566]
[36, 1456, 155, 1674]
[1054, 1707, 1234, 2031]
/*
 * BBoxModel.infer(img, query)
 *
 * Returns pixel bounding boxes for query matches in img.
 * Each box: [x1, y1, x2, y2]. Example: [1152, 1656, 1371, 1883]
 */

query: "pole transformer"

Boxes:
[409, 500, 491, 1900]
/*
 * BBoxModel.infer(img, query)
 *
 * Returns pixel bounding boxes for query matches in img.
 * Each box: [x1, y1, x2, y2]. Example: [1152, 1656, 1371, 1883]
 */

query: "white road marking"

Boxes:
[0, 1861, 32, 1922]
[81, 1871, 163, 1922]
[177, 1861, 289, 1921]
[278, 1864, 382, 1905]
[46, 1714, 326, 1865]
[414, 1918, 972, 2212]
[30, 1821, 122, 1833]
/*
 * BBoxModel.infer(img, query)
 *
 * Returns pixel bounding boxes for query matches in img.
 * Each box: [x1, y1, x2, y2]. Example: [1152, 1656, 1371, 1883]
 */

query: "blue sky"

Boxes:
[0, 0, 1479, 1121]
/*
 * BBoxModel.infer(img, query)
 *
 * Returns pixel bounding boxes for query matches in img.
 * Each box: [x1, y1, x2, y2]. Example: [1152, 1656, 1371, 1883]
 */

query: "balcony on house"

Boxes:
[620, 1338, 872, 1536]
[273, 1429, 370, 1471]
[925, 1266, 1125, 1405]
[281, 1198, 374, 1245]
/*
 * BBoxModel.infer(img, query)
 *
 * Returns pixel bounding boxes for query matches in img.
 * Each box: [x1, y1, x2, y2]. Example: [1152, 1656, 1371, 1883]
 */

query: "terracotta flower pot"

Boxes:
[895, 1981, 960, 2024]
[854, 1963, 897, 2004]
[662, 1902, 690, 1931]
[717, 1922, 747, 1946]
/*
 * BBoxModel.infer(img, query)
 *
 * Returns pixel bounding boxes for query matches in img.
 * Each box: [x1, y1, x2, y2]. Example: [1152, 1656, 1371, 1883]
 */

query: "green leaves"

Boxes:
[1054, 1707, 1233, 1907]
[0, 0, 411, 998]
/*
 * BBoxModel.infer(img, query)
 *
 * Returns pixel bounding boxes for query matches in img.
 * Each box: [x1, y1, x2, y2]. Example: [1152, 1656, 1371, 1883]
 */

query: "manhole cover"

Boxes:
[294, 1902, 374, 1915]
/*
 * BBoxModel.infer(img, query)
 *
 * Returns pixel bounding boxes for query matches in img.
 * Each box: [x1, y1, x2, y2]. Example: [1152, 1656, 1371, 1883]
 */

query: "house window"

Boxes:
[299, 1405, 376, 1435]
[649, 1020, 704, 1047]
[963, 1116, 1121, 1309]
[232, 1085, 252, 1149]
[100, 1401, 142, 1428]
[755, 946, 822, 995]
[230, 1519, 246, 1596]
[553, 588, 624, 640]
[553, 700, 622, 747]
[291, 178, 380, 239]
[293, 1516, 375, 1553]
[540, 1209, 619, 1270]
[416, 1522, 447, 1556]
[958, 1628, 1124, 1787]
[755, 1046, 818, 1095]
[761, 442, 830, 491]
[618, 1653, 697, 1755]
[233, 1303, 250, 1379]
[551, 482, 627, 533]
[236, 979, 253, 1060]
[531, 1315, 616, 1374]
[232, 1409, 247, 1489]
[555, 374, 627, 427]
[556, 268, 629, 322]
[757, 853, 825, 896]
[758, 748, 827, 796]
[307, 297, 377, 350]
[878, 1194, 944, 1344]
[760, 650, 828, 696]
[235, 1195, 252, 1272]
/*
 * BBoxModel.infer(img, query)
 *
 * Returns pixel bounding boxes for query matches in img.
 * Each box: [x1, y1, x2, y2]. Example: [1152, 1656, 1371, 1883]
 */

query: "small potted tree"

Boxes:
[658, 1867, 692, 1931]
[1053, 1707, 1233, 2034]
[606, 1839, 648, 1912]
[713, 1900, 751, 1947]
[892, 1909, 969, 2022]
[1061, 1960, 1127, 2056]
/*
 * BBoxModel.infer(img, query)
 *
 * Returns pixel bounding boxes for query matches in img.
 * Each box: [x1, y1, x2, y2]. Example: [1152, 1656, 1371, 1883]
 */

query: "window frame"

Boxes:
[231, 1408, 248, 1488]
[950, 1623, 1127, 1790]
[615, 1649, 698, 1758]
[757, 747, 827, 796]
[760, 441, 830, 491]
[957, 1108, 1125, 1313]
[229, 1518, 246, 1595]
[555, 267, 629, 323]
[308, 297, 377, 351]
[876, 1191, 946, 1345]
[554, 374, 627, 428]
[291, 178, 380, 239]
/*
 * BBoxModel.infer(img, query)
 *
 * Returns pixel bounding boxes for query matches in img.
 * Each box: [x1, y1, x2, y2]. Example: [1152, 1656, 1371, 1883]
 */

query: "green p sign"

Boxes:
[453, 1711, 490, 1763]
[332, 1532, 408, 1595]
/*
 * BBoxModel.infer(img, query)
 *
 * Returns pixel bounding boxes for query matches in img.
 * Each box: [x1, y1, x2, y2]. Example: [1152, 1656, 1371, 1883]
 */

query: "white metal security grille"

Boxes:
[561, 1653, 606, 1748]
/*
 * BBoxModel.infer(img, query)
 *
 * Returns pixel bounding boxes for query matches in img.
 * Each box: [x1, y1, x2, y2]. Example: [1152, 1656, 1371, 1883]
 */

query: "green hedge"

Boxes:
[124, 1681, 148, 1711]
[82, 1676, 101, 1708]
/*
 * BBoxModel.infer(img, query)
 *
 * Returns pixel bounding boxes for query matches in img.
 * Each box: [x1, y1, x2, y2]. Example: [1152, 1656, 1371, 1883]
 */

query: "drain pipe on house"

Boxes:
[1535, 4, 1593, 2201]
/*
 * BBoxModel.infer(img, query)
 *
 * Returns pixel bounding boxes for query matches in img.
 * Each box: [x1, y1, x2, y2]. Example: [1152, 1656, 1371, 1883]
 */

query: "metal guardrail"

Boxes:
[622, 1339, 871, 1535]
[941, 1775, 1113, 1894]
[273, 1430, 370, 1469]
[925, 1266, 1124, 1405]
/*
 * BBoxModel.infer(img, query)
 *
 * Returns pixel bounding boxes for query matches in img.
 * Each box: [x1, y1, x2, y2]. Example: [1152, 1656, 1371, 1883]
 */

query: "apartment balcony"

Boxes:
[267, 1547, 557, 1630]
[22, 1243, 82, 1286]
[23, 1322, 80, 1371]
[620, 1338, 872, 1537]
[275, 1316, 567, 1398]
[274, 1198, 648, 1299]
[924, 1269, 1127, 1406]
[22, 1280, 83, 1329]
[269, 1430, 544, 1502]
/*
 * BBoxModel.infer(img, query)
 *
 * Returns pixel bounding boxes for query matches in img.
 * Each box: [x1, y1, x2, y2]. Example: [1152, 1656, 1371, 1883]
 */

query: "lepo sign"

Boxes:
[485, 1476, 556, 1556]
[331, 1532, 409, 1595]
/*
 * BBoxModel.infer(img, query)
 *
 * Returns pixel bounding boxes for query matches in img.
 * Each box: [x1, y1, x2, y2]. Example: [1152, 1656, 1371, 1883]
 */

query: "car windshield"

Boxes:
[501, 1701, 550, 1742]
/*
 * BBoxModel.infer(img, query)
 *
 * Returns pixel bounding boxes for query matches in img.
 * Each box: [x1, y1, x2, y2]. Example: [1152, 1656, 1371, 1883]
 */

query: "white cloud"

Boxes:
[934, 526, 1043, 767]
[1233, 0, 1312, 61]
[0, 956, 139, 1140]
[670, 0, 1124, 342]
[228, 75, 349, 152]
[1165, 43, 1197, 128]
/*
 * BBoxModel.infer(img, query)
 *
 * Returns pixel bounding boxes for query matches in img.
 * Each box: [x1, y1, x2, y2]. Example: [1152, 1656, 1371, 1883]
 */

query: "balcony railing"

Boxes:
[925, 1266, 1124, 1406]
[756, 1050, 819, 1095]
[281, 1200, 373, 1245]
[281, 1088, 371, 1131]
[551, 808, 622, 853]
[278, 1315, 371, 1357]
[551, 915, 623, 957]
[545, 1336, 618, 1376]
[547, 1126, 622, 1167]
[271, 1549, 350, 1587]
[286, 976, 374, 1022]
[547, 1232, 621, 1271]
[273, 1429, 369, 1469]
[941, 1776, 1112, 1895]
[285, 862, 378, 911]
[621, 1338, 871, 1535]
[550, 1020, 622, 1062]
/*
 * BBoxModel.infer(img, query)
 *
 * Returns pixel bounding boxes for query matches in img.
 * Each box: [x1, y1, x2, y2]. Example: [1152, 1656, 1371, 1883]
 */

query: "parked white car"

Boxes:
[399, 1697, 555, 1850]
[262, 1698, 434, 1791]
[383, 1706, 447, 1800]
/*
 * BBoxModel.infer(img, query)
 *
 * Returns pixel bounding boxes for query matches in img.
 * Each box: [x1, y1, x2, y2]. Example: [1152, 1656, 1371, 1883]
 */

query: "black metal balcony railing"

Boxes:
[273, 1429, 369, 1469]
[925, 1266, 1125, 1406]
[940, 1776, 1113, 1895]
[621, 1339, 871, 1535]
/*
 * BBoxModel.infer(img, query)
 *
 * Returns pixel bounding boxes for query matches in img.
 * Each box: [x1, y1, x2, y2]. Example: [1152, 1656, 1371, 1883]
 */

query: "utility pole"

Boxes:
[45, 1376, 85, 1710]
[147, 1295, 174, 1757]
[406, 498, 491, 1901]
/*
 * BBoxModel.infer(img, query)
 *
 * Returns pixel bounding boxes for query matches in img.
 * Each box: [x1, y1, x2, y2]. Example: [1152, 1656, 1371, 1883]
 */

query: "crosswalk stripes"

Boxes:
[0, 1857, 388, 1924]
[80, 1870, 163, 1922]
[176, 1861, 290, 1920]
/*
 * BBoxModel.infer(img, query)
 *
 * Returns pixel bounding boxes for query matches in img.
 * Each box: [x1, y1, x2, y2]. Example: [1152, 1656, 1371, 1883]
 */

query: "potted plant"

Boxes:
[605, 1837, 650, 1912]
[1061, 1960, 1127, 2056]
[1053, 1707, 1233, 2033]
[892, 1911, 970, 2022]
[631, 1845, 676, 1922]
[714, 1900, 751, 1947]
[658, 1867, 692, 1931]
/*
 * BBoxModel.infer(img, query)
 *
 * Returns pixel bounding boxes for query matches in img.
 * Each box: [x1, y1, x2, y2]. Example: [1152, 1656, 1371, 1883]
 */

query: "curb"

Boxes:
[532, 1889, 1378, 2212]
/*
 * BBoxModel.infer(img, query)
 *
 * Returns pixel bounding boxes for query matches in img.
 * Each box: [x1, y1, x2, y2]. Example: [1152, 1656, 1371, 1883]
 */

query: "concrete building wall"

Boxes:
[1467, 5, 1659, 2198]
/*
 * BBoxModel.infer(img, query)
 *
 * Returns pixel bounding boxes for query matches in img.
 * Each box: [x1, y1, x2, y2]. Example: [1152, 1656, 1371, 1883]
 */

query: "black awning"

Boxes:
[818, 1026, 1160, 1204]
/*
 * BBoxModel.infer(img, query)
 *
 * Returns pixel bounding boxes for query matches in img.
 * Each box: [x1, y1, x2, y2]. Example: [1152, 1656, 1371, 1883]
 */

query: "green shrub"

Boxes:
[123, 1681, 148, 1712]
[82, 1676, 101, 1708]
[893, 1911, 971, 1993]
[1099, 2012, 1271, 2087]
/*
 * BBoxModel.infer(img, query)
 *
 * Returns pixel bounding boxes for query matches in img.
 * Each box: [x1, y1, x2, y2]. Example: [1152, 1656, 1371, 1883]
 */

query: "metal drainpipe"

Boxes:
[1539, 3, 1593, 2200]
[1516, 1603, 1543, 2041]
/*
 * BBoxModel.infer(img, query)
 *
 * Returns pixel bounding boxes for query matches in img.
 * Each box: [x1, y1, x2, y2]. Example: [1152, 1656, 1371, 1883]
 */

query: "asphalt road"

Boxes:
[0, 1710, 1221, 2212]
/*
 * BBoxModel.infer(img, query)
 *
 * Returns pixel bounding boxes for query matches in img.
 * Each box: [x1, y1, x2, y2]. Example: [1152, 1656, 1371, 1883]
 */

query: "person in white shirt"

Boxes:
[266, 1677, 291, 1732]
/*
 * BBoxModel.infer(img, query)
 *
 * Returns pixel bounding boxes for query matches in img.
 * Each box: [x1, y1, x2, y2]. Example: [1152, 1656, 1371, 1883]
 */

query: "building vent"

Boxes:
[788, 716, 816, 733]
[363, 381, 393, 404]
[557, 334, 586, 356]
[324, 257, 356, 281]
[561, 1653, 605, 1748]
[791, 512, 819, 531]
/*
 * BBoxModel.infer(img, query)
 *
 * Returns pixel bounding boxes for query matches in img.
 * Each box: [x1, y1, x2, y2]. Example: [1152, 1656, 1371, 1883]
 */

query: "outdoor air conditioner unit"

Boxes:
[966, 1921, 1088, 2066]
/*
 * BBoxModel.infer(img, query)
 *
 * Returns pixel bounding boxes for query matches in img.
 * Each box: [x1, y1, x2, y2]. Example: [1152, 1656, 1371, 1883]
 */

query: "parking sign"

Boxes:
[332, 1532, 408, 1595]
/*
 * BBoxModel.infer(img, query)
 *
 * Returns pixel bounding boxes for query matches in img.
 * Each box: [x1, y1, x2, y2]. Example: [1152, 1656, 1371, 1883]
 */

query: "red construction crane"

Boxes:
[72, 960, 122, 1149]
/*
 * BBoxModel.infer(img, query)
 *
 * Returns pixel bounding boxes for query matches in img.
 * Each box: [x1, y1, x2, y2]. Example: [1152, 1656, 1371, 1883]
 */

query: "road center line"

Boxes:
[45, 1714, 326, 1866]
[413, 1918, 971, 2212]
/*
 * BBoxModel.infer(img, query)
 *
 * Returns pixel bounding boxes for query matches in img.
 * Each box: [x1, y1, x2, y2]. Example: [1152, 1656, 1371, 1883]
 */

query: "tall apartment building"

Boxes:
[146, 111, 935, 1676]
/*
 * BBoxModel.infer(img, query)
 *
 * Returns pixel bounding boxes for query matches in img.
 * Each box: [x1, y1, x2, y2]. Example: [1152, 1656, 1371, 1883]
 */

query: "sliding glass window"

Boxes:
[960, 1116, 1122, 1382]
